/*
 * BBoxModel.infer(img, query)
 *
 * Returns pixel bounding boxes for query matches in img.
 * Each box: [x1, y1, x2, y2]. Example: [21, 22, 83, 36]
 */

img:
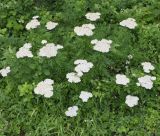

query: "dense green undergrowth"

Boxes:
[0, 0, 160, 135]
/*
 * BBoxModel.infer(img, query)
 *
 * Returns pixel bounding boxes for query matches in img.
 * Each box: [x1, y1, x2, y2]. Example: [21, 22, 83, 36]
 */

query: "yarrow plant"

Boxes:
[34, 79, 54, 98]
[1, 1, 160, 135]
[85, 12, 101, 21]
[38, 43, 63, 58]
[125, 95, 139, 107]
[16, 43, 33, 58]
[74, 24, 95, 36]
[119, 18, 137, 29]
[0, 67, 11, 77]
[91, 39, 112, 53]
[65, 106, 78, 117]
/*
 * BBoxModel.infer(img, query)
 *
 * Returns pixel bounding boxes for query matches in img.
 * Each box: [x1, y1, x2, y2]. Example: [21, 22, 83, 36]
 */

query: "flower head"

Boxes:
[39, 43, 63, 58]
[120, 18, 137, 29]
[16, 43, 33, 58]
[74, 24, 95, 36]
[128, 54, 133, 60]
[41, 40, 47, 44]
[0, 67, 11, 77]
[66, 72, 82, 83]
[65, 106, 78, 117]
[116, 74, 130, 85]
[34, 79, 54, 98]
[45, 21, 58, 30]
[125, 95, 139, 107]
[141, 62, 155, 73]
[85, 12, 101, 21]
[66, 59, 93, 83]
[26, 17, 40, 30]
[74, 59, 93, 74]
[91, 39, 112, 53]
[137, 75, 156, 89]
[79, 91, 93, 102]
[32, 16, 39, 19]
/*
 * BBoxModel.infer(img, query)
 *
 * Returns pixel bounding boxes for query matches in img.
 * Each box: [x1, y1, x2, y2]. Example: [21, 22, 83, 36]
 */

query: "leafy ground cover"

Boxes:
[0, 0, 160, 135]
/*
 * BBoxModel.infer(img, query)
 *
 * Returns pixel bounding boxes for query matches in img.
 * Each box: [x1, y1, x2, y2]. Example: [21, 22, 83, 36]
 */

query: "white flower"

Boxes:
[66, 72, 82, 83]
[128, 54, 133, 60]
[91, 39, 98, 44]
[16, 43, 33, 58]
[26, 18, 40, 30]
[66, 59, 93, 83]
[137, 75, 156, 89]
[39, 43, 63, 58]
[41, 40, 47, 44]
[74, 59, 93, 74]
[91, 39, 112, 53]
[85, 12, 101, 21]
[74, 24, 95, 36]
[34, 79, 54, 98]
[0, 67, 11, 77]
[45, 21, 58, 30]
[141, 62, 155, 73]
[65, 106, 78, 117]
[79, 91, 93, 102]
[125, 95, 139, 107]
[32, 16, 39, 19]
[116, 74, 130, 85]
[120, 18, 137, 29]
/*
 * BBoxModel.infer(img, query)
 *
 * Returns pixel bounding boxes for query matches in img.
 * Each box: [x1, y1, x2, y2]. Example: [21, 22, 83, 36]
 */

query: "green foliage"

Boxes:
[0, 0, 160, 135]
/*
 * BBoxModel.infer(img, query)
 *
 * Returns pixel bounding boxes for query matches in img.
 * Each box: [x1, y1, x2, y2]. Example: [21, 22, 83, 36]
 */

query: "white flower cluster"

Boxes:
[45, 21, 58, 30]
[125, 95, 139, 107]
[74, 24, 95, 36]
[136, 61, 156, 89]
[26, 16, 40, 30]
[79, 91, 93, 102]
[65, 106, 78, 117]
[85, 12, 101, 21]
[16, 43, 33, 58]
[0, 67, 11, 77]
[120, 18, 137, 29]
[116, 60, 156, 90]
[26, 16, 59, 31]
[34, 79, 54, 98]
[128, 54, 133, 60]
[115, 60, 156, 108]
[65, 91, 93, 117]
[116, 74, 130, 86]
[39, 43, 63, 58]
[141, 62, 155, 73]
[66, 72, 82, 83]
[91, 39, 112, 53]
[125, 54, 133, 69]
[66, 60, 93, 83]
[137, 75, 156, 90]
[74, 60, 93, 74]
[41, 40, 47, 44]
